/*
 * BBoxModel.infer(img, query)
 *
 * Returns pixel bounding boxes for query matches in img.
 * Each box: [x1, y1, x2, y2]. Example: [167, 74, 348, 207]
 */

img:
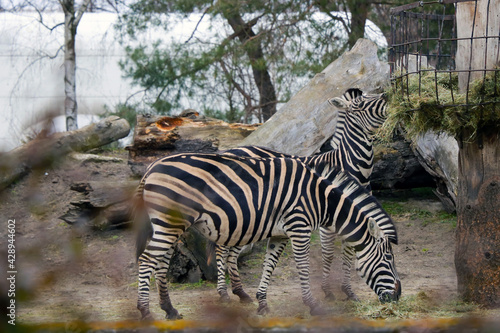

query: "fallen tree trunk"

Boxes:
[60, 179, 138, 229]
[413, 132, 459, 213]
[0, 116, 130, 191]
[128, 114, 259, 176]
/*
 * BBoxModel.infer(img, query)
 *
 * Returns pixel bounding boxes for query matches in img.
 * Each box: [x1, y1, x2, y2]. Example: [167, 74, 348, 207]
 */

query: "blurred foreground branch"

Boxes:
[0, 116, 130, 191]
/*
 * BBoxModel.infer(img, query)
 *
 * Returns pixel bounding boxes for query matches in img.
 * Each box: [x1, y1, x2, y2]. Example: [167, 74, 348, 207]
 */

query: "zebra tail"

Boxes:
[133, 176, 153, 262]
[206, 240, 216, 266]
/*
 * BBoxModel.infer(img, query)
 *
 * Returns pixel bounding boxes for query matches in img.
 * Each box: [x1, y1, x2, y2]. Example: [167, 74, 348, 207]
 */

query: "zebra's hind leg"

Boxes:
[137, 230, 182, 321]
[340, 241, 360, 302]
[215, 244, 231, 302]
[255, 237, 288, 315]
[227, 246, 252, 303]
[320, 227, 336, 301]
[137, 251, 155, 321]
[155, 246, 183, 319]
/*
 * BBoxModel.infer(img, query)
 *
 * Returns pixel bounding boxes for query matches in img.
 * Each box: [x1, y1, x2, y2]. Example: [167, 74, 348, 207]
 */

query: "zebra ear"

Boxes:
[328, 97, 349, 109]
[368, 218, 384, 239]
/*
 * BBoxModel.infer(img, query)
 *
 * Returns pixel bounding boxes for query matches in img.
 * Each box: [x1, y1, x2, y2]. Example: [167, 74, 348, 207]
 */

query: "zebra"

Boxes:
[213, 88, 389, 303]
[135, 152, 400, 320]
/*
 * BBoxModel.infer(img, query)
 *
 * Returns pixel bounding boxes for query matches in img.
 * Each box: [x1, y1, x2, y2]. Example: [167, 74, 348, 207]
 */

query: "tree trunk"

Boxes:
[60, 0, 91, 131]
[346, 0, 370, 49]
[223, 7, 278, 122]
[0, 116, 130, 191]
[454, 0, 500, 307]
[62, 0, 78, 131]
[456, 128, 500, 308]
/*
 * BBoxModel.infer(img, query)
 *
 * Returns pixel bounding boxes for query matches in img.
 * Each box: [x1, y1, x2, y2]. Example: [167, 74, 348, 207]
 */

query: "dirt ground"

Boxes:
[0, 149, 497, 329]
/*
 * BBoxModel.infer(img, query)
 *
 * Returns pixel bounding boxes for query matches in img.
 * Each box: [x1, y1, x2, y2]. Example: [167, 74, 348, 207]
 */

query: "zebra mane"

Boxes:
[321, 166, 398, 244]
[342, 88, 364, 103]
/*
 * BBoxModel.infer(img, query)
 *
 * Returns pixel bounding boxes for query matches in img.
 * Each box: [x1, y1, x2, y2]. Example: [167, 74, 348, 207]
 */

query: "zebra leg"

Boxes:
[137, 233, 181, 320]
[215, 244, 231, 302]
[227, 246, 252, 303]
[289, 233, 326, 316]
[340, 241, 360, 301]
[255, 237, 288, 315]
[155, 246, 183, 319]
[319, 227, 336, 301]
[137, 250, 155, 320]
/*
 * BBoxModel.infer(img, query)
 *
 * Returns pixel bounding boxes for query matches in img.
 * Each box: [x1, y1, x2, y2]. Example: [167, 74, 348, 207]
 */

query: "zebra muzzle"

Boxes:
[379, 280, 401, 303]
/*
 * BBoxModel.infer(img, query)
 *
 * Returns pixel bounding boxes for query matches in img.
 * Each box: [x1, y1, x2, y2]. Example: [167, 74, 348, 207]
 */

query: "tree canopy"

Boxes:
[116, 0, 390, 123]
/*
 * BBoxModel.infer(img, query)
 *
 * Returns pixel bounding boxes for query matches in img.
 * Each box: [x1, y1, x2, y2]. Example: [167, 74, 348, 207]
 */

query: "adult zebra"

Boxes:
[214, 88, 388, 303]
[135, 153, 400, 320]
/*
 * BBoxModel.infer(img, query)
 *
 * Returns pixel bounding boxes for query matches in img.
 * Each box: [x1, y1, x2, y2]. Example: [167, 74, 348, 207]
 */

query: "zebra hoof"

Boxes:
[165, 309, 183, 320]
[219, 294, 231, 303]
[238, 293, 253, 304]
[346, 294, 360, 302]
[310, 305, 327, 316]
[324, 292, 336, 301]
[256, 304, 270, 315]
[140, 312, 154, 321]
[341, 286, 360, 302]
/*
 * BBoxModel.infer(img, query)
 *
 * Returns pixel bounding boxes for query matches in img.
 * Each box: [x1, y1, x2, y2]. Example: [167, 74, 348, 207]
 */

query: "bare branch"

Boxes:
[74, 0, 92, 27]
[184, 8, 209, 44]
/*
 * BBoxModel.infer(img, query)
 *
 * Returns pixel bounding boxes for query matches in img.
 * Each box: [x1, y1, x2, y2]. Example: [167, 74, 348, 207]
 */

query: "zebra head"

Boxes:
[329, 89, 388, 135]
[355, 218, 401, 303]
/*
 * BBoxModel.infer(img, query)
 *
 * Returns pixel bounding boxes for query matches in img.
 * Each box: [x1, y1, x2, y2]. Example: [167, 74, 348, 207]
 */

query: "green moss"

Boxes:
[383, 69, 500, 141]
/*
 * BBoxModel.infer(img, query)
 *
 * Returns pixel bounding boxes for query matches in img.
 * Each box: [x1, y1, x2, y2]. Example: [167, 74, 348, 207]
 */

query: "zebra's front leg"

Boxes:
[255, 237, 288, 315]
[227, 246, 252, 303]
[320, 227, 336, 301]
[340, 241, 359, 301]
[289, 233, 326, 316]
[156, 246, 183, 319]
[215, 244, 231, 302]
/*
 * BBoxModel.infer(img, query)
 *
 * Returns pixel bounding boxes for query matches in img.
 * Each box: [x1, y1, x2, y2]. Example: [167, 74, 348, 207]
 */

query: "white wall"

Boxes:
[0, 12, 137, 151]
[0, 11, 387, 152]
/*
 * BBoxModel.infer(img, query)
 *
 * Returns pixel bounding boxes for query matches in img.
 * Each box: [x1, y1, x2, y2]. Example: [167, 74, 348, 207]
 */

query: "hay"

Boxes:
[382, 69, 500, 141]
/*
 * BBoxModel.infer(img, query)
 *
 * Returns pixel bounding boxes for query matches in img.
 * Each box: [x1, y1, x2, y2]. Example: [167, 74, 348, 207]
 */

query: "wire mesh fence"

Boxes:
[388, 0, 499, 112]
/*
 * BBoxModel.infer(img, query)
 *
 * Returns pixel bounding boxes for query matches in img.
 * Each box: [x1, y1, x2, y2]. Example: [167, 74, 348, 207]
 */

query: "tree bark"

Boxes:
[413, 132, 459, 213]
[346, 0, 370, 49]
[60, 0, 91, 131]
[223, 6, 278, 122]
[0, 116, 130, 191]
[454, 0, 500, 307]
[127, 114, 259, 176]
[456, 128, 500, 308]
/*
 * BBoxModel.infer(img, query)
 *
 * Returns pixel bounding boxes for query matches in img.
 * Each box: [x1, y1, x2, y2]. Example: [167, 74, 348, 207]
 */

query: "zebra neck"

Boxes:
[329, 111, 347, 150]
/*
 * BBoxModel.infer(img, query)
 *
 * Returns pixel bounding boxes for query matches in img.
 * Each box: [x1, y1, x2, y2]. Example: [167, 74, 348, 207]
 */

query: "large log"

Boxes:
[413, 132, 459, 213]
[128, 114, 259, 176]
[0, 116, 130, 191]
[240, 38, 390, 156]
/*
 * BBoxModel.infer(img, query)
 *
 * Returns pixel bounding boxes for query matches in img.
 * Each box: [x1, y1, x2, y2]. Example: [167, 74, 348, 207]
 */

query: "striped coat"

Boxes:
[135, 153, 400, 319]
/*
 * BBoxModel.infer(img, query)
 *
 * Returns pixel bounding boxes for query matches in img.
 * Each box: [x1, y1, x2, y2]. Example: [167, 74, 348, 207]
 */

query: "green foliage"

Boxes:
[104, 103, 140, 127]
[116, 0, 388, 121]
[383, 70, 500, 141]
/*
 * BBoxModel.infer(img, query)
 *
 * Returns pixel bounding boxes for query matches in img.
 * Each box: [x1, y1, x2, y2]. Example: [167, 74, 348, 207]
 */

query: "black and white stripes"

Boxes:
[215, 89, 389, 302]
[135, 153, 400, 319]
